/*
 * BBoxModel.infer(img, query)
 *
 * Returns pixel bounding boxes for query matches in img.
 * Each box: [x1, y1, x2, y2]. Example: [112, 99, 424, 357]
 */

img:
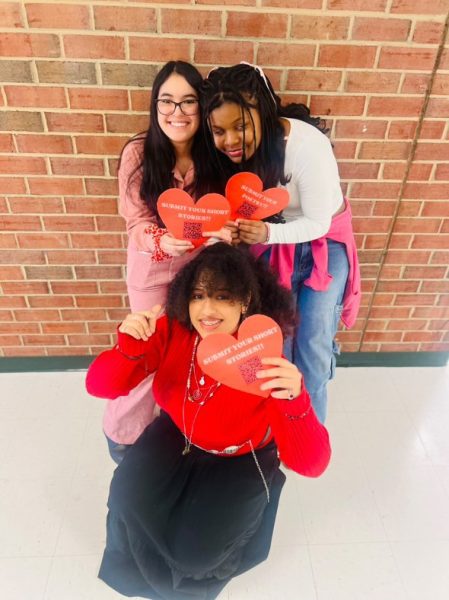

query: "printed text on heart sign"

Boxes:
[241, 185, 277, 207]
[161, 202, 228, 222]
[202, 326, 279, 366]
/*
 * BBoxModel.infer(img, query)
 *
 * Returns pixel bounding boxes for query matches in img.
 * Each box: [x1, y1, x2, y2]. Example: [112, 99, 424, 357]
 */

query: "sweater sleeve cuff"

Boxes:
[273, 379, 312, 418]
[117, 327, 148, 358]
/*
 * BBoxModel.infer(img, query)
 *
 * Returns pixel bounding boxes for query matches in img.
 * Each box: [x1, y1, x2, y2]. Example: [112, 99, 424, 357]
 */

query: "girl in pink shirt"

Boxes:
[105, 61, 228, 462]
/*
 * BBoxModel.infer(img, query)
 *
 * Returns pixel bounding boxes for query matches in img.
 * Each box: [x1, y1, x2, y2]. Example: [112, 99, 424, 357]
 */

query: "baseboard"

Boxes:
[0, 352, 447, 373]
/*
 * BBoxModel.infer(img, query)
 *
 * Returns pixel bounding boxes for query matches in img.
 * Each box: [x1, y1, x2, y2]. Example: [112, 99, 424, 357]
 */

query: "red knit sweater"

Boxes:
[86, 316, 331, 477]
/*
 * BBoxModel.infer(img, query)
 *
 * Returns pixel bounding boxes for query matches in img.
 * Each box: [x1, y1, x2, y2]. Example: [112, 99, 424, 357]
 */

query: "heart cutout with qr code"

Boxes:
[157, 188, 231, 248]
[197, 315, 283, 397]
[225, 172, 289, 221]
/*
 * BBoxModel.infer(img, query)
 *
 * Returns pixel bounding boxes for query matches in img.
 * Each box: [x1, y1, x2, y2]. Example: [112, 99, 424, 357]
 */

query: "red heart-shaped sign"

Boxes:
[197, 315, 283, 397]
[157, 188, 231, 248]
[225, 172, 289, 221]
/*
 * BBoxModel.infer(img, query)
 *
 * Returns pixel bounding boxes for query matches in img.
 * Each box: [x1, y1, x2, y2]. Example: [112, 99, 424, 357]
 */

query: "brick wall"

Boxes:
[0, 0, 448, 357]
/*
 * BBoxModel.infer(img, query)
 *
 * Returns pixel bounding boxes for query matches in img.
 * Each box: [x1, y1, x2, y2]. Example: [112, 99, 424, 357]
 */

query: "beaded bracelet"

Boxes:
[284, 403, 312, 420]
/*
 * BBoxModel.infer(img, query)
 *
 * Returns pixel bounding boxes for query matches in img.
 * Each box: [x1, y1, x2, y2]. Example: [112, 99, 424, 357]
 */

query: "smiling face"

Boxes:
[209, 101, 262, 163]
[156, 73, 200, 146]
[188, 273, 248, 338]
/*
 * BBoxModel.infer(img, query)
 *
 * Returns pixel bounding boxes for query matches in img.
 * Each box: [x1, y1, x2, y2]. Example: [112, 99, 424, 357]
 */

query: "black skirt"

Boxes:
[99, 411, 286, 600]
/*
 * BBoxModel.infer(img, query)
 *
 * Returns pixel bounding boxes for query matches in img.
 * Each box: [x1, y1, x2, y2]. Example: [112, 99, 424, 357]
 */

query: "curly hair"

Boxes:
[166, 243, 295, 336]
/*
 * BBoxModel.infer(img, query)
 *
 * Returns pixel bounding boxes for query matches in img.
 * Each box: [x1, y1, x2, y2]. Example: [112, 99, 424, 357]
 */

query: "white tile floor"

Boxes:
[0, 366, 448, 600]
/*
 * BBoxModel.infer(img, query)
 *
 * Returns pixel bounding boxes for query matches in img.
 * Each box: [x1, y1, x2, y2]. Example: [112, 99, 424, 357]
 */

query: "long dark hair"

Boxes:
[120, 61, 214, 227]
[202, 63, 328, 194]
[166, 243, 295, 336]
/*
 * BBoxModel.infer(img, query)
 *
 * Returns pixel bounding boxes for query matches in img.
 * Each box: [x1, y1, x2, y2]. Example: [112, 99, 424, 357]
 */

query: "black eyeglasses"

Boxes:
[156, 99, 199, 116]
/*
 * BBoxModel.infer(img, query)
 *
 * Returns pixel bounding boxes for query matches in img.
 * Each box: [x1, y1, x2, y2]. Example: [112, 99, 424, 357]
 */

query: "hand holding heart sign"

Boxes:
[225, 172, 289, 221]
[157, 189, 231, 248]
[197, 315, 301, 399]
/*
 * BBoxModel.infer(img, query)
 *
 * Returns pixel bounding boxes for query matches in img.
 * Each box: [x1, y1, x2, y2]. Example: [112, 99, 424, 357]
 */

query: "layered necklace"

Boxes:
[182, 335, 221, 455]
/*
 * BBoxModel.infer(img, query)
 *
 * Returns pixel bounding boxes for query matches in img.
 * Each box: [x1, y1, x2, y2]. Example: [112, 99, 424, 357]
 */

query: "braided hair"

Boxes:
[202, 63, 328, 196]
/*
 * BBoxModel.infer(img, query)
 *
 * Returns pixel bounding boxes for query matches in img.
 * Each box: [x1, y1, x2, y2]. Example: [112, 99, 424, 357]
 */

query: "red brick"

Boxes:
[335, 120, 387, 139]
[74, 266, 123, 279]
[387, 121, 417, 139]
[389, 234, 412, 249]
[403, 266, 446, 279]
[43, 216, 96, 232]
[420, 342, 449, 351]
[45, 112, 104, 133]
[365, 331, 403, 342]
[310, 95, 365, 116]
[0, 234, 19, 249]
[353, 17, 411, 41]
[41, 322, 86, 334]
[0, 33, 60, 57]
[17, 232, 69, 249]
[0, 134, 14, 152]
[26, 3, 90, 29]
[430, 251, 449, 264]
[415, 143, 449, 161]
[345, 72, 400, 94]
[160, 9, 221, 35]
[2, 281, 49, 294]
[28, 177, 84, 195]
[76, 295, 123, 308]
[338, 163, 380, 179]
[413, 21, 445, 43]
[396, 201, 422, 217]
[106, 114, 149, 134]
[364, 235, 388, 249]
[368, 96, 423, 117]
[64, 35, 125, 59]
[420, 121, 446, 139]
[0, 267, 23, 280]
[403, 183, 449, 200]
[130, 37, 190, 62]
[0, 297, 27, 308]
[99, 281, 127, 293]
[379, 343, 419, 351]
[319, 45, 376, 68]
[50, 157, 104, 177]
[16, 134, 73, 154]
[46, 250, 96, 265]
[97, 251, 127, 265]
[67, 334, 111, 346]
[29, 296, 74, 308]
[425, 98, 449, 118]
[379, 47, 437, 70]
[370, 307, 412, 318]
[130, 90, 150, 112]
[2, 346, 45, 355]
[64, 197, 118, 214]
[0, 3, 24, 27]
[23, 334, 67, 346]
[60, 308, 106, 321]
[395, 294, 436, 305]
[69, 88, 129, 111]
[75, 135, 128, 155]
[328, 0, 387, 8]
[95, 216, 125, 232]
[411, 234, 449, 249]
[351, 181, 402, 199]
[14, 309, 60, 321]
[5, 85, 67, 108]
[435, 164, 449, 180]
[291, 15, 348, 40]
[365, 320, 388, 331]
[9, 197, 64, 213]
[52, 282, 97, 294]
[390, 0, 449, 15]
[85, 178, 118, 196]
[0, 156, 47, 175]
[107, 308, 129, 321]
[373, 201, 397, 216]
[395, 218, 441, 233]
[359, 142, 411, 160]
[420, 280, 449, 293]
[88, 321, 117, 334]
[2, 215, 42, 231]
[332, 141, 357, 159]
[0, 249, 45, 264]
[94, 6, 156, 32]
[287, 70, 342, 92]
[378, 280, 419, 293]
[404, 331, 443, 342]
[261, 0, 319, 6]
[71, 234, 123, 249]
[253, 42, 314, 67]
[401, 73, 431, 94]
[353, 217, 391, 233]
[412, 308, 449, 320]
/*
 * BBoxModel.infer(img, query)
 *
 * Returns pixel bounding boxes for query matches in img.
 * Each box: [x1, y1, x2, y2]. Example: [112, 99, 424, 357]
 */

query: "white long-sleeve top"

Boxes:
[267, 118, 344, 245]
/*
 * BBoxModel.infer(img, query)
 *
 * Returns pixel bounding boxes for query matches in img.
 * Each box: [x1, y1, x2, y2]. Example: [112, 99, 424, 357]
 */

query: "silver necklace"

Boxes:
[182, 336, 220, 455]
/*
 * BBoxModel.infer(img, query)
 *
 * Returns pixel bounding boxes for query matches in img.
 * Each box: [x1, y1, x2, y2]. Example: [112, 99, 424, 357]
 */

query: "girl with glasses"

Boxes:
[104, 61, 229, 464]
[202, 63, 361, 423]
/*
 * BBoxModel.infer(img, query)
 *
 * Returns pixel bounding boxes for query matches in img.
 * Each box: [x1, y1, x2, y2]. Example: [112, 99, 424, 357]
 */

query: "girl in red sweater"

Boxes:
[86, 243, 330, 600]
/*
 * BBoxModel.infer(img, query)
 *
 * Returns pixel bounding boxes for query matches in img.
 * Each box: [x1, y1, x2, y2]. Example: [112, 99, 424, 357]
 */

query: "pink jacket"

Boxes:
[252, 198, 361, 329]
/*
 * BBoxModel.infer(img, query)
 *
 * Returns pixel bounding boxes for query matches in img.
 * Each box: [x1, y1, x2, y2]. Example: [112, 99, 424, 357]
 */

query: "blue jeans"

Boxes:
[105, 434, 132, 465]
[284, 240, 349, 423]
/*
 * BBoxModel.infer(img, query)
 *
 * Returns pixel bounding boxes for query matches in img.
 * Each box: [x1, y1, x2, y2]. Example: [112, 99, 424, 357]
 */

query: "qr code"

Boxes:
[238, 355, 263, 385]
[183, 221, 202, 239]
[237, 201, 258, 219]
